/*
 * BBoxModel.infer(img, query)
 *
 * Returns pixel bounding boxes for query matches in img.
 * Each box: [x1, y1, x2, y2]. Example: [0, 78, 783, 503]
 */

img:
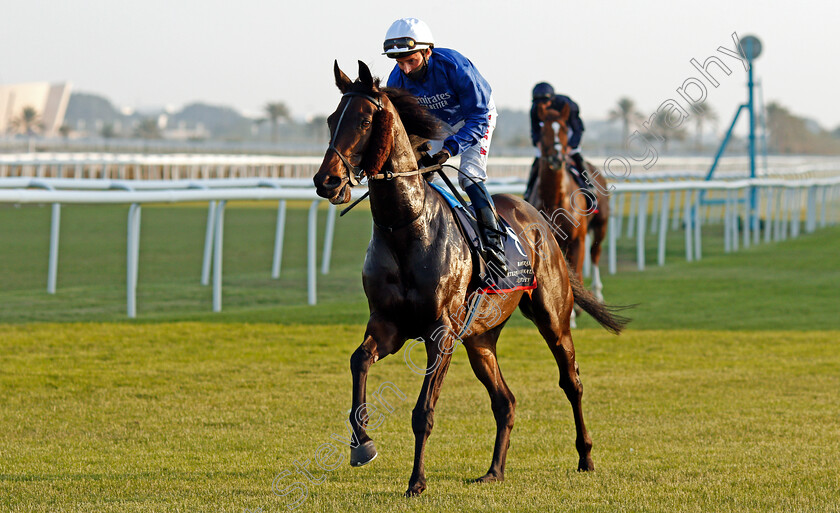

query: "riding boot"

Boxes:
[523, 157, 539, 200]
[571, 153, 597, 212]
[476, 205, 508, 276]
[465, 182, 508, 276]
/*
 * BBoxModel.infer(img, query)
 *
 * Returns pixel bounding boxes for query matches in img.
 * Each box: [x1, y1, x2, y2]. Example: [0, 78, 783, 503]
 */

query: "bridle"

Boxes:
[327, 92, 383, 186]
[541, 121, 567, 171]
[328, 91, 429, 186]
[328, 89, 443, 232]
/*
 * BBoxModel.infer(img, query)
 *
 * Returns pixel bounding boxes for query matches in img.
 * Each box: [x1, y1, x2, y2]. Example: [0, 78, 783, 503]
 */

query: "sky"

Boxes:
[3, 0, 839, 130]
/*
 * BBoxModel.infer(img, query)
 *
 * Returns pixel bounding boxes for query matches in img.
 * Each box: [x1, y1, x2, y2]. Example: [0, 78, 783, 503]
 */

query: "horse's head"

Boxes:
[313, 60, 396, 204]
[537, 103, 571, 162]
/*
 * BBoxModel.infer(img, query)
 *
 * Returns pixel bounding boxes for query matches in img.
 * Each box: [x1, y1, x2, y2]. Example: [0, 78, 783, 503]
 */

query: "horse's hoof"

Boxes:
[577, 457, 595, 472]
[350, 440, 377, 467]
[404, 482, 426, 497]
[474, 472, 504, 483]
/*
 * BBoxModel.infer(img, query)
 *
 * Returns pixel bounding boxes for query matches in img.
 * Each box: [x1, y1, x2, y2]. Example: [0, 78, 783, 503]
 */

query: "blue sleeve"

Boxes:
[568, 115, 584, 148]
[556, 95, 584, 149]
[441, 56, 492, 156]
[530, 103, 540, 146]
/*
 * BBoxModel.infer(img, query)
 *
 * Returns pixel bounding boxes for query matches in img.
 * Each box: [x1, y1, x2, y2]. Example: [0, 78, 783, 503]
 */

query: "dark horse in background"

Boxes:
[313, 61, 628, 497]
[527, 102, 610, 313]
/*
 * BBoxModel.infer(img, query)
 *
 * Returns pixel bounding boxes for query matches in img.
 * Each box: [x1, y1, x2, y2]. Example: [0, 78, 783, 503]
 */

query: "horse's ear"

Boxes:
[360, 109, 394, 176]
[334, 60, 352, 93]
[358, 60, 374, 90]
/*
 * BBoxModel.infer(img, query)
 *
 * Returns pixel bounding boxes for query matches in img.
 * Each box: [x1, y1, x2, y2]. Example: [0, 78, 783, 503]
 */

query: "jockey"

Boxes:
[383, 17, 506, 274]
[524, 82, 595, 208]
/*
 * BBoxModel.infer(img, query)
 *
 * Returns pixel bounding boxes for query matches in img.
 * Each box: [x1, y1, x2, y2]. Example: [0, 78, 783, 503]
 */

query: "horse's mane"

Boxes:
[381, 87, 444, 141]
[345, 77, 443, 141]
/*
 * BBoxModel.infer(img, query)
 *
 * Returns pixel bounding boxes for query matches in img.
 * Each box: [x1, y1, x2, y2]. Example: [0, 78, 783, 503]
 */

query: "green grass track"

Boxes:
[1, 201, 839, 511]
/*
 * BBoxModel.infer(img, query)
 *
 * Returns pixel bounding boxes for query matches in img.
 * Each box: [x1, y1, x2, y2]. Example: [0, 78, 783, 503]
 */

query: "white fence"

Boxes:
[0, 154, 319, 180]
[2, 174, 840, 318]
[603, 178, 840, 274]
[0, 182, 318, 317]
[3, 153, 840, 180]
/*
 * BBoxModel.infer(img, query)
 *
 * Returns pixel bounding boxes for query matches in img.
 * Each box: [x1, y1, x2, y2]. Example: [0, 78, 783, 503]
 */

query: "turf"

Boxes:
[1, 201, 839, 512]
[2, 325, 838, 512]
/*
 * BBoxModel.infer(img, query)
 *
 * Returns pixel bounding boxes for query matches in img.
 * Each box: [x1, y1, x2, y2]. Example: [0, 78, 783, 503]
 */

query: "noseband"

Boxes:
[328, 92, 384, 186]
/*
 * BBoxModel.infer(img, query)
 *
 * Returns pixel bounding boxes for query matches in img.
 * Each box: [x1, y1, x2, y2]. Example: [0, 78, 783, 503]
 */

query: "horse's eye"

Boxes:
[361, 119, 371, 129]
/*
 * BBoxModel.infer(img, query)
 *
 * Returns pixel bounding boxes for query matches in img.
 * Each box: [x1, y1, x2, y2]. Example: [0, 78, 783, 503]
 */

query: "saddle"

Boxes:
[428, 182, 537, 295]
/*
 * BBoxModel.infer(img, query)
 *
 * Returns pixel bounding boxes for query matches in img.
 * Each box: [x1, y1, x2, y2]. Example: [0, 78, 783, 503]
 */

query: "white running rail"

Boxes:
[1, 176, 839, 317]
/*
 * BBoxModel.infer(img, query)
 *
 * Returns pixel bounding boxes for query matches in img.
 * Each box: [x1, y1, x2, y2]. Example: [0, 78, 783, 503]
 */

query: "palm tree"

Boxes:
[264, 102, 291, 142]
[652, 109, 688, 153]
[101, 123, 117, 139]
[134, 118, 162, 139]
[766, 102, 808, 153]
[691, 102, 718, 151]
[608, 97, 641, 147]
[10, 106, 43, 152]
[10, 106, 43, 136]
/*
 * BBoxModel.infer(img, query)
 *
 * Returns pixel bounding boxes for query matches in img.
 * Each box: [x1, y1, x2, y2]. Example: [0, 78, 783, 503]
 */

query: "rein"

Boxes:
[330, 90, 443, 231]
[339, 163, 442, 218]
[330, 91, 442, 186]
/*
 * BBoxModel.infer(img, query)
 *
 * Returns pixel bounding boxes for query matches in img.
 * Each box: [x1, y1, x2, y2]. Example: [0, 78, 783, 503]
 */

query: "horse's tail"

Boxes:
[568, 271, 632, 335]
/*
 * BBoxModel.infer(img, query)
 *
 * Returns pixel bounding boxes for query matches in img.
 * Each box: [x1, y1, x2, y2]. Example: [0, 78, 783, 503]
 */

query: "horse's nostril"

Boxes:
[323, 175, 342, 190]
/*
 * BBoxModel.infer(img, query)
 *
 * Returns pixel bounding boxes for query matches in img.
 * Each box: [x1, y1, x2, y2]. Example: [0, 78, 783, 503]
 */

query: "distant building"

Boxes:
[0, 82, 73, 137]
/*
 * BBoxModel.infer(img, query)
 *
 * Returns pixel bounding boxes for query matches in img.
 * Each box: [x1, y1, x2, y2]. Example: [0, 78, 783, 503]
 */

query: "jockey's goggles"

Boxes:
[383, 37, 432, 54]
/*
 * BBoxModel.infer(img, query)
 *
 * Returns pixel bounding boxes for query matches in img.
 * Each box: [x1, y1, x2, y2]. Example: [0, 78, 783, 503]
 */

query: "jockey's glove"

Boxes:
[422, 149, 450, 168]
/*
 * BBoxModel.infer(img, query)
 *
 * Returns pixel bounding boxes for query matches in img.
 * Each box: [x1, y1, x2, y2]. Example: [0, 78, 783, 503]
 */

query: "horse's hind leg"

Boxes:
[463, 323, 515, 483]
[524, 287, 594, 471]
[348, 314, 405, 467]
[567, 235, 587, 327]
[589, 219, 608, 302]
[552, 329, 594, 471]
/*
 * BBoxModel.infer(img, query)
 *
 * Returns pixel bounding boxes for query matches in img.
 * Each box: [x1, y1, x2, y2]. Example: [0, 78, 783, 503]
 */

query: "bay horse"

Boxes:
[313, 60, 627, 497]
[527, 103, 610, 305]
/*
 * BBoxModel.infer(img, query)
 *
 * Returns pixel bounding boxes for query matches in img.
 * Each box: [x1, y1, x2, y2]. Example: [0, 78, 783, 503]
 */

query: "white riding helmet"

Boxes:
[383, 17, 435, 58]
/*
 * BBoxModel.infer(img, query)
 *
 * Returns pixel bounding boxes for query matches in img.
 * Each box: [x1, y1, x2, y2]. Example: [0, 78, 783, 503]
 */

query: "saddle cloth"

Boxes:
[428, 182, 537, 295]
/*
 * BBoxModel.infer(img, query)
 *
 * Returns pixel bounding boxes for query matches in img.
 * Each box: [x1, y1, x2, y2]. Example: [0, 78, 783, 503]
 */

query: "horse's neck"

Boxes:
[368, 122, 428, 234]
[537, 159, 570, 211]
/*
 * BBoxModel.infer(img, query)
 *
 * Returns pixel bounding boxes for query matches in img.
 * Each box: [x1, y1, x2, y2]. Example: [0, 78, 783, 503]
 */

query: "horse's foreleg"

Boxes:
[406, 326, 455, 497]
[349, 317, 403, 467]
[591, 264, 604, 302]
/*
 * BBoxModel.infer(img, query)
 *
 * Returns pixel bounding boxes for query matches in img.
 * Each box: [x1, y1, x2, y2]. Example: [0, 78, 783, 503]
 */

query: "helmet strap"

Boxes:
[405, 51, 430, 82]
